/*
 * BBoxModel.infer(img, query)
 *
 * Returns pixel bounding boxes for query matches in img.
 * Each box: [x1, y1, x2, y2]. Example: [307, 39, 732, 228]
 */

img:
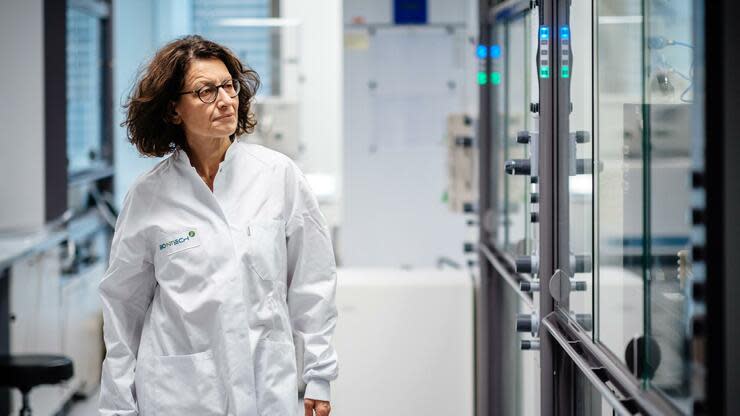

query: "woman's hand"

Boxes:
[304, 398, 331, 416]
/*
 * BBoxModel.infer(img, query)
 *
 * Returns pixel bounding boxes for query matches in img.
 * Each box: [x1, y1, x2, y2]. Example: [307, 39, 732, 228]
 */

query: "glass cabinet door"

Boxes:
[593, 0, 645, 363]
[643, 0, 697, 408]
[593, 0, 701, 411]
[489, 9, 542, 416]
[564, 0, 595, 337]
[490, 11, 539, 261]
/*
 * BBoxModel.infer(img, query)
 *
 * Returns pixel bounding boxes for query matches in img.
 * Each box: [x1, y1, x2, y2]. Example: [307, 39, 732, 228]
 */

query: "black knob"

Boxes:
[624, 336, 662, 379]
[531, 212, 539, 223]
[576, 159, 593, 174]
[516, 257, 533, 273]
[530, 193, 539, 203]
[516, 314, 533, 332]
[463, 242, 475, 253]
[455, 137, 474, 148]
[505, 159, 531, 175]
[572, 281, 587, 291]
[517, 131, 531, 144]
[463, 115, 473, 126]
[463, 203, 476, 213]
[530, 102, 539, 113]
[575, 131, 591, 143]
[521, 339, 540, 350]
[574, 255, 592, 273]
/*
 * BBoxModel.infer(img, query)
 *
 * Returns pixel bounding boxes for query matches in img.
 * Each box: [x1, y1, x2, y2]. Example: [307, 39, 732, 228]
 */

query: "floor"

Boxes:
[65, 389, 98, 416]
[62, 389, 307, 415]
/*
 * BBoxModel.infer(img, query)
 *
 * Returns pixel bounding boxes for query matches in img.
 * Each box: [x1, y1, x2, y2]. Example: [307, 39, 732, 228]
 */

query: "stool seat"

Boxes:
[0, 355, 74, 393]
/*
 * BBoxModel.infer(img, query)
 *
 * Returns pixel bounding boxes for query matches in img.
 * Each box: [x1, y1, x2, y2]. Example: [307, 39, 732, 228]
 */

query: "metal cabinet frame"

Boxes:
[477, 0, 739, 414]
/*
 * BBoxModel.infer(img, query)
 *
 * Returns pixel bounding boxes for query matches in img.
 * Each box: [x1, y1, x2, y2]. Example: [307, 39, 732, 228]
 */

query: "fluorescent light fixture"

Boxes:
[216, 18, 301, 28]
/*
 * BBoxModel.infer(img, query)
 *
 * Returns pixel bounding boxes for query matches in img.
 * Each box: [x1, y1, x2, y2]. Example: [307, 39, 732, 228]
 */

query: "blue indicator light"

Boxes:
[476, 45, 487, 59]
[560, 26, 570, 40]
[490, 45, 501, 59]
[539, 27, 549, 40]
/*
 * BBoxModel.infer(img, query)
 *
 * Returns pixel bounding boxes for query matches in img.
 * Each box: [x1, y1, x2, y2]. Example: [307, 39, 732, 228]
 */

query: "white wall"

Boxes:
[112, 0, 163, 207]
[281, 0, 344, 228]
[339, 0, 479, 267]
[0, 0, 45, 230]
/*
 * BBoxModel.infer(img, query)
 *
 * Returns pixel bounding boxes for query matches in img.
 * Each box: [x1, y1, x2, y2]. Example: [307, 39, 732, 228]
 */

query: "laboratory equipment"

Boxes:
[446, 113, 479, 213]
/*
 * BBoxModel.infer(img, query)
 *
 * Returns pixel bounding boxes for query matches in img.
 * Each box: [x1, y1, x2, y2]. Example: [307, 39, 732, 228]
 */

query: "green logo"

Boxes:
[188, 230, 196, 237]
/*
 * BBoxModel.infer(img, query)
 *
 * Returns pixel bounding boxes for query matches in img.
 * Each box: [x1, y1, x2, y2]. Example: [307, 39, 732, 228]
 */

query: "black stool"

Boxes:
[0, 355, 74, 416]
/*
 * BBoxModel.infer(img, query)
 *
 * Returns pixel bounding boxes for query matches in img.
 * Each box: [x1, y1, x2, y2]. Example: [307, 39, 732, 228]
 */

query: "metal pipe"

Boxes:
[543, 312, 683, 415]
[479, 244, 536, 311]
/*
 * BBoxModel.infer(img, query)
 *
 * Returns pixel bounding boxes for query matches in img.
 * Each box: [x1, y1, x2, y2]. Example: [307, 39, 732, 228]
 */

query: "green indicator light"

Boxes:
[561, 65, 570, 78]
[491, 72, 502, 85]
[540, 66, 550, 78]
[477, 72, 487, 85]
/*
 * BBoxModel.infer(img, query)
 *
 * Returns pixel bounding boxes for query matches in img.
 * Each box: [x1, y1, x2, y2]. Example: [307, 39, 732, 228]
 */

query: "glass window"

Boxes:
[66, 6, 105, 174]
[193, 0, 277, 96]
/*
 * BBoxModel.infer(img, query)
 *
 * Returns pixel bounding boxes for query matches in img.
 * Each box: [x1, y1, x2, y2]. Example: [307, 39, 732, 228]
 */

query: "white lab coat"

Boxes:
[98, 140, 339, 415]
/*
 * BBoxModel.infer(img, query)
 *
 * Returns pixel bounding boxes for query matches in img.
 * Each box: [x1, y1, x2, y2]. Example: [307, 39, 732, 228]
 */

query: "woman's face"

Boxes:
[174, 58, 239, 144]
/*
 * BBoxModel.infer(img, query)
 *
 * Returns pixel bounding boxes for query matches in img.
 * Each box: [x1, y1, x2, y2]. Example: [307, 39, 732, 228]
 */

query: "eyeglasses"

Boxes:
[178, 79, 240, 104]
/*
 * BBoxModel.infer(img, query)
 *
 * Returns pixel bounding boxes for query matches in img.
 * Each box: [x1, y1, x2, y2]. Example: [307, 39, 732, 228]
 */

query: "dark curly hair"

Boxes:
[123, 35, 260, 157]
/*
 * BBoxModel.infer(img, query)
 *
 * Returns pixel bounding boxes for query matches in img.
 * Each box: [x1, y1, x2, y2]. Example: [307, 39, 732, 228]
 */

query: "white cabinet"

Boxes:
[8, 243, 105, 415]
[330, 268, 474, 416]
[10, 249, 63, 355]
[61, 261, 105, 397]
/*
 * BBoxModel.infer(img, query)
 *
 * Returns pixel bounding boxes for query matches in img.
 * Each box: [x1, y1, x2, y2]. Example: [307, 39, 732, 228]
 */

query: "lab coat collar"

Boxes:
[174, 137, 240, 168]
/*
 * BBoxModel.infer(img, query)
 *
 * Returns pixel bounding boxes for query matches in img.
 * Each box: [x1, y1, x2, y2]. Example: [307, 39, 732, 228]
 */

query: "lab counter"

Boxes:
[0, 211, 107, 272]
[0, 211, 110, 415]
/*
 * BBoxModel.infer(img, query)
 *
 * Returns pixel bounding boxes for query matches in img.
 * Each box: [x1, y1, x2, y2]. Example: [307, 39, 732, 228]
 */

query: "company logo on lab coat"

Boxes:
[159, 230, 197, 251]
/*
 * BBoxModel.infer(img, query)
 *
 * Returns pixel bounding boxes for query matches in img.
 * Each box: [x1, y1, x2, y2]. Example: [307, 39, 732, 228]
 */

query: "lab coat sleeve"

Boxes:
[98, 188, 157, 416]
[284, 161, 339, 402]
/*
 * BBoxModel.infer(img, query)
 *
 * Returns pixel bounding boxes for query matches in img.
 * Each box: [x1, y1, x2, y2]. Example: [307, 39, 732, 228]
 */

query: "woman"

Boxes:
[98, 35, 337, 416]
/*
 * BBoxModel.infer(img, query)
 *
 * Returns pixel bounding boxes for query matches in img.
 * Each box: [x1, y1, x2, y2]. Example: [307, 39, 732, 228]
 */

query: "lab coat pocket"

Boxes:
[152, 349, 226, 415]
[254, 339, 299, 415]
[246, 219, 287, 281]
